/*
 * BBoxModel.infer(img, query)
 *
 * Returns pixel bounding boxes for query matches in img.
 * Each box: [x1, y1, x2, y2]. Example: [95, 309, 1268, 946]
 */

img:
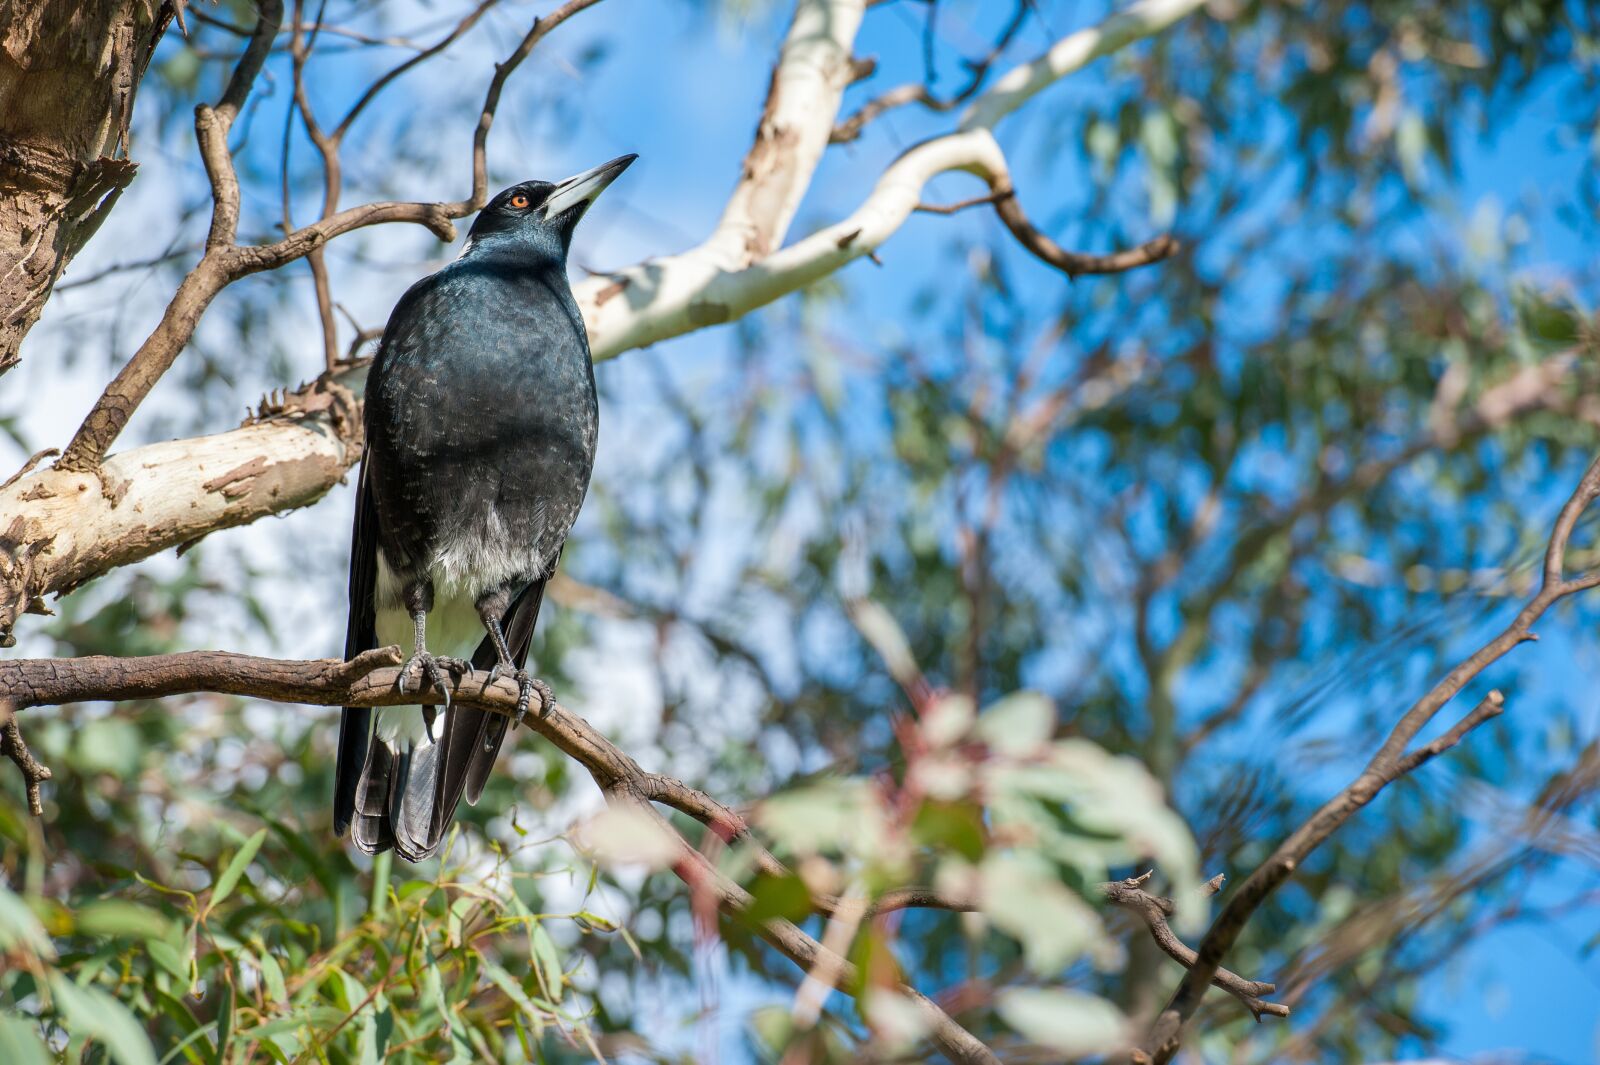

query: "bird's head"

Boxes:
[464, 153, 637, 260]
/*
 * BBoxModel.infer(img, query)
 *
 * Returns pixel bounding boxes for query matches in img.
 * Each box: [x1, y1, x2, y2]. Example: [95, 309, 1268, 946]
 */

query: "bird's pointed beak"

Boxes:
[542, 154, 637, 222]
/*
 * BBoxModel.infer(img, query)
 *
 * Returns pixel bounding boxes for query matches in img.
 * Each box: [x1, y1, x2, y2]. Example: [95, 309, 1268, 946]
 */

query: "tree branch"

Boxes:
[1134, 452, 1600, 1063]
[992, 186, 1181, 278]
[959, 0, 1203, 131]
[830, 0, 1032, 143]
[442, 0, 610, 219]
[0, 711, 51, 817]
[1101, 875, 1288, 1021]
[0, 648, 999, 1064]
[573, 0, 1204, 361]
[54, 0, 607, 473]
[0, 370, 364, 645]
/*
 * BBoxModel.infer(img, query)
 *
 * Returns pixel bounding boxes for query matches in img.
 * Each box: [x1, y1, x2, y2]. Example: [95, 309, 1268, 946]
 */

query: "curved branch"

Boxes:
[993, 187, 1181, 278]
[574, 0, 1202, 360]
[1101, 876, 1288, 1021]
[0, 647, 999, 1065]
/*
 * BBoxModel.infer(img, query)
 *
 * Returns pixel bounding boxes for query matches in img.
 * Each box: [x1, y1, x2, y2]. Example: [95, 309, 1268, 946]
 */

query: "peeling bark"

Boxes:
[0, 0, 172, 373]
[0, 373, 362, 644]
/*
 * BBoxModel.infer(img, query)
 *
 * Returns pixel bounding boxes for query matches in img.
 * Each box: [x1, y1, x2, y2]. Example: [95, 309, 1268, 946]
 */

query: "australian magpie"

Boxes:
[334, 154, 635, 861]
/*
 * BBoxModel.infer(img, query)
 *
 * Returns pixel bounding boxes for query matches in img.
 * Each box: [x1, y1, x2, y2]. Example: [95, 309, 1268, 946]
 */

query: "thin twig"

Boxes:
[833, 0, 1033, 143]
[1101, 876, 1288, 1020]
[1, 710, 51, 816]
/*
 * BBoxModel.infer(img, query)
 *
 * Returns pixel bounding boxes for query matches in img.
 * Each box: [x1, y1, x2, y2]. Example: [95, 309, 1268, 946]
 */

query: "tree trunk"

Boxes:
[0, 0, 172, 375]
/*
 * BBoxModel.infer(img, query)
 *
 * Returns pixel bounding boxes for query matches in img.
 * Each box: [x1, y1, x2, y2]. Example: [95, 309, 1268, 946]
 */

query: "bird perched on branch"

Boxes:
[334, 154, 636, 861]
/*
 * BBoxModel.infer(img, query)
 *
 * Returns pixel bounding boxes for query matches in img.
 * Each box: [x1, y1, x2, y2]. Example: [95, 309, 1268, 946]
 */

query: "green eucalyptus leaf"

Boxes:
[209, 829, 267, 912]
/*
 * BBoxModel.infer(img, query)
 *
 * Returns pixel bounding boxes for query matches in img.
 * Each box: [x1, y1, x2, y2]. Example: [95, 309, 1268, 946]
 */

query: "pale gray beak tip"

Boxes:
[544, 154, 638, 220]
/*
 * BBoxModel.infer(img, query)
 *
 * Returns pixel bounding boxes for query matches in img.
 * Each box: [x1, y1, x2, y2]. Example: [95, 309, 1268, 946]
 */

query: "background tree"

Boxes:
[1, 1, 1596, 1063]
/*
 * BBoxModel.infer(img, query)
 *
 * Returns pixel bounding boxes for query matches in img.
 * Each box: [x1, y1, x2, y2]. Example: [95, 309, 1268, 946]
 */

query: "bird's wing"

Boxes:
[333, 460, 383, 845]
[431, 576, 551, 827]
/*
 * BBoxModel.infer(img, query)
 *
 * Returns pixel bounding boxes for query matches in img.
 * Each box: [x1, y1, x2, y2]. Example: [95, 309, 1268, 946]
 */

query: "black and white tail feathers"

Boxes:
[333, 467, 546, 861]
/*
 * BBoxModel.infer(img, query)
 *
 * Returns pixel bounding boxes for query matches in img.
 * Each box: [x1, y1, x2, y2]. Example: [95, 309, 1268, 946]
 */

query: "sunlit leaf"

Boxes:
[0, 884, 54, 959]
[996, 988, 1129, 1056]
[0, 1016, 50, 1065]
[572, 805, 680, 869]
[975, 692, 1055, 755]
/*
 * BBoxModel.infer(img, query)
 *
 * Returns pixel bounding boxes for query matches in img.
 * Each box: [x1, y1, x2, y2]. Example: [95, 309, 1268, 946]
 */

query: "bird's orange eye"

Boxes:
[509, 193, 531, 209]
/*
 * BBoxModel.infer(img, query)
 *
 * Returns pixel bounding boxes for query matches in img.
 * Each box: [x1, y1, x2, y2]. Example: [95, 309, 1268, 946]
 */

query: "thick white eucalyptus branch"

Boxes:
[0, 374, 362, 643]
[576, 0, 1207, 360]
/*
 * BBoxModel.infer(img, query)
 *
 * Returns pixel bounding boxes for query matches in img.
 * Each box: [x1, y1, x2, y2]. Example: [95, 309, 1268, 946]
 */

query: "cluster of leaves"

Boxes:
[746, 685, 1200, 1059]
[0, 806, 620, 1064]
[578, 631, 1204, 1061]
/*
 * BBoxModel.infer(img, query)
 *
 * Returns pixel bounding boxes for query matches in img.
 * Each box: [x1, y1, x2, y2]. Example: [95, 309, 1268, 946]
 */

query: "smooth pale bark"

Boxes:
[0, 378, 362, 643]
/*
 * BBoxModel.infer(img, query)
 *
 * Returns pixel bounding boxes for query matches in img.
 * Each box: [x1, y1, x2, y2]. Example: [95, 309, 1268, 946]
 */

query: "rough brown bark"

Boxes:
[0, 0, 172, 374]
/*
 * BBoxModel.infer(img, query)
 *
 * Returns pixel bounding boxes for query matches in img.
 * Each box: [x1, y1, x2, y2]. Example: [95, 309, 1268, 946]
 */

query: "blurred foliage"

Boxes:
[0, 805, 627, 1063]
[5, 0, 1600, 1062]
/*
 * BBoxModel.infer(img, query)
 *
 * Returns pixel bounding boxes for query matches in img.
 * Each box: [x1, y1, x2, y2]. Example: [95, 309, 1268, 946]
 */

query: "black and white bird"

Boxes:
[334, 154, 635, 861]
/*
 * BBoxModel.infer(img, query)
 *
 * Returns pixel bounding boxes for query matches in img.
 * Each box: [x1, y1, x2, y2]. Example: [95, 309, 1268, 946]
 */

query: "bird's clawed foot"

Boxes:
[398, 651, 470, 708]
[484, 664, 552, 725]
[520, 676, 554, 725]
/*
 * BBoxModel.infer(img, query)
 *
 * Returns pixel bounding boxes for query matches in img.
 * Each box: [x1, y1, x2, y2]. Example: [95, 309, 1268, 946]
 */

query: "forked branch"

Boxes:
[1134, 451, 1600, 1063]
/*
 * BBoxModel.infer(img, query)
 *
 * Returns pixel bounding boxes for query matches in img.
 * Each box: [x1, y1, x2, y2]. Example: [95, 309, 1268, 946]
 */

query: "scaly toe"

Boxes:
[424, 663, 452, 710]
[397, 655, 423, 695]
[513, 670, 537, 725]
[520, 675, 554, 724]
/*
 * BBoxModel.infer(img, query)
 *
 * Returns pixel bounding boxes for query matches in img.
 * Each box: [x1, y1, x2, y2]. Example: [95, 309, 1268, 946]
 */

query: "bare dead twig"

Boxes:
[0, 450, 60, 492]
[915, 184, 1179, 278]
[444, 0, 611, 219]
[991, 186, 1180, 278]
[1101, 876, 1288, 1021]
[1, 710, 51, 817]
[914, 190, 1011, 215]
[831, 0, 1033, 143]
[1134, 452, 1600, 1063]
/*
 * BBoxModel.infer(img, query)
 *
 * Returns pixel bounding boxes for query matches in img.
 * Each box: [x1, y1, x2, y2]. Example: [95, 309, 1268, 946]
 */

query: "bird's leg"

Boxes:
[476, 586, 543, 724]
[397, 579, 453, 709]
